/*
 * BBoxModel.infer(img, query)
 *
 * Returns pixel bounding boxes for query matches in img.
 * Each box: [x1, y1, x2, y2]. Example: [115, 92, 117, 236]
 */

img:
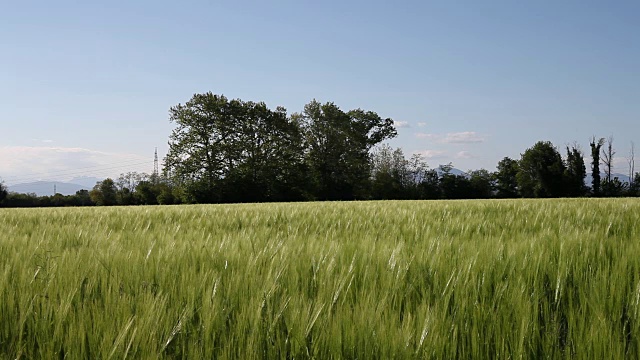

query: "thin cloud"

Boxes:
[393, 120, 410, 128]
[455, 150, 474, 159]
[416, 131, 486, 144]
[415, 133, 438, 140]
[413, 150, 447, 159]
[30, 138, 55, 143]
[0, 146, 151, 184]
[417, 122, 427, 128]
[442, 132, 485, 144]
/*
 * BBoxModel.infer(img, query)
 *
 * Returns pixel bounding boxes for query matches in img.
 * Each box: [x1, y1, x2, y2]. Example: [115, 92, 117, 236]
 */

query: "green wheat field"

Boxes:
[1, 199, 639, 359]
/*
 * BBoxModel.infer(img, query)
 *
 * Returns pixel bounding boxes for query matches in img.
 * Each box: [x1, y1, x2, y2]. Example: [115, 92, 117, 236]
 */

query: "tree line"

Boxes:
[1, 92, 639, 207]
[0, 172, 172, 208]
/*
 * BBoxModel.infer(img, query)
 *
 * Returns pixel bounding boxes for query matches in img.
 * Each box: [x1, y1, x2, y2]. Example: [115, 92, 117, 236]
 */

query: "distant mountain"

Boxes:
[435, 166, 467, 177]
[585, 172, 630, 187]
[8, 181, 89, 196]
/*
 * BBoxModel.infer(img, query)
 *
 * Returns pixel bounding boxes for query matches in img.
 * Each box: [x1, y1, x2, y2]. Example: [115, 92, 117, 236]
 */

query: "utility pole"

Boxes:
[53, 183, 56, 195]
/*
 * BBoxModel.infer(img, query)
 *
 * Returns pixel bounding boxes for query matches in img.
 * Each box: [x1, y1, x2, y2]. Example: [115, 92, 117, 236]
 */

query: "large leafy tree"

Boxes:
[517, 141, 566, 198]
[225, 101, 308, 202]
[299, 100, 396, 200]
[164, 93, 244, 202]
[494, 157, 519, 198]
[164, 93, 306, 203]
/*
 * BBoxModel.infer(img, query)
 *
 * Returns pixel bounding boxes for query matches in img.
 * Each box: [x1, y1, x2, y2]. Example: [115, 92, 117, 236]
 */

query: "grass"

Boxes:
[1, 199, 639, 358]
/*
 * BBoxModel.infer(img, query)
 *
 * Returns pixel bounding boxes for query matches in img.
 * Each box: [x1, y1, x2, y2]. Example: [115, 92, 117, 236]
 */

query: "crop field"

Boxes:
[1, 199, 640, 359]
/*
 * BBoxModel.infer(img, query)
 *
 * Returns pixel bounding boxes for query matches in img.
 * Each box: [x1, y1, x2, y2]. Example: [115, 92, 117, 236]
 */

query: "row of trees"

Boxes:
[370, 140, 639, 201]
[1, 93, 638, 206]
[159, 93, 639, 202]
[0, 172, 174, 208]
[0, 189, 93, 208]
[88, 172, 175, 206]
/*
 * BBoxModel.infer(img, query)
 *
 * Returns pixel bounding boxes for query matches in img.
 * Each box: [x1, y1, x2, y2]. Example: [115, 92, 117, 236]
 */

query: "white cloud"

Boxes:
[393, 121, 410, 128]
[417, 122, 427, 128]
[442, 132, 485, 144]
[415, 133, 438, 140]
[455, 151, 474, 159]
[413, 150, 448, 159]
[30, 138, 55, 144]
[0, 146, 151, 185]
[416, 131, 486, 144]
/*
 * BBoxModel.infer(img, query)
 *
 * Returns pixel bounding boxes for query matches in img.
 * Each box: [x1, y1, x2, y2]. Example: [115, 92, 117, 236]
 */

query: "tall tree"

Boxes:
[299, 100, 396, 200]
[590, 137, 605, 196]
[226, 101, 307, 202]
[564, 145, 587, 197]
[164, 93, 306, 203]
[494, 157, 519, 198]
[164, 93, 244, 203]
[601, 135, 615, 183]
[517, 141, 566, 198]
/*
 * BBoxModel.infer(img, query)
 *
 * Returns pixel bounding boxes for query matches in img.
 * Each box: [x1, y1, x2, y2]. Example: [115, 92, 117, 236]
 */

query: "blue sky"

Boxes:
[1, 0, 639, 185]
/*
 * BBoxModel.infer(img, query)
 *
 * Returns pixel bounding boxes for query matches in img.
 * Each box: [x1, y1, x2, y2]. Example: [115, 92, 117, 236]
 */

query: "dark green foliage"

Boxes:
[163, 94, 395, 203]
[439, 174, 473, 199]
[628, 173, 640, 196]
[73, 190, 93, 206]
[468, 169, 494, 198]
[300, 100, 396, 200]
[494, 157, 519, 198]
[0, 190, 95, 208]
[418, 169, 441, 199]
[370, 145, 411, 199]
[517, 141, 566, 198]
[90, 179, 118, 206]
[590, 137, 605, 196]
[135, 181, 159, 205]
[602, 177, 627, 197]
[164, 93, 310, 203]
[564, 146, 587, 197]
[0, 182, 6, 204]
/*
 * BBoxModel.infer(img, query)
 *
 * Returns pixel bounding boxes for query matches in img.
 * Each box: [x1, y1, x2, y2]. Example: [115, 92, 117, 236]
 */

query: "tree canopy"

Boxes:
[517, 141, 566, 198]
[163, 94, 396, 203]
